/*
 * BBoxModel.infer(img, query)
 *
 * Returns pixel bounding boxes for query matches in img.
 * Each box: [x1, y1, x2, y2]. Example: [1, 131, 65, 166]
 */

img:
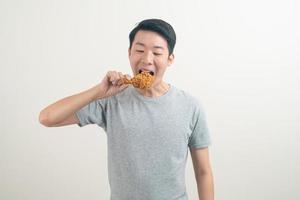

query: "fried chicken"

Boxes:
[123, 71, 155, 89]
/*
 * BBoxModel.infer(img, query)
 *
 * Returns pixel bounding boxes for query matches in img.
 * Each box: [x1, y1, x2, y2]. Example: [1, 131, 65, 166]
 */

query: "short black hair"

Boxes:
[129, 19, 176, 55]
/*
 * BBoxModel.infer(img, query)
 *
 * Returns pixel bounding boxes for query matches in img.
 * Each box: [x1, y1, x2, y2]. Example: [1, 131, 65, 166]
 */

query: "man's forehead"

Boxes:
[134, 42, 164, 49]
[133, 30, 168, 49]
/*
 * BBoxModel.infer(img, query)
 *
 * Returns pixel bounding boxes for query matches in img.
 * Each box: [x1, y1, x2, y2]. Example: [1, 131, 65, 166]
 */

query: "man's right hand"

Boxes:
[97, 71, 131, 99]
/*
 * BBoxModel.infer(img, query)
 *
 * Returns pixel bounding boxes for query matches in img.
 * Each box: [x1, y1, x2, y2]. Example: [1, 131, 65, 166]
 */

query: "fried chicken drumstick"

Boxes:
[123, 71, 155, 89]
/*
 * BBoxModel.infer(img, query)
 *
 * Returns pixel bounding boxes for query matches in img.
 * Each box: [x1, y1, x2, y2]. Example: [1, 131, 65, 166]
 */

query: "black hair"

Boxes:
[129, 19, 176, 55]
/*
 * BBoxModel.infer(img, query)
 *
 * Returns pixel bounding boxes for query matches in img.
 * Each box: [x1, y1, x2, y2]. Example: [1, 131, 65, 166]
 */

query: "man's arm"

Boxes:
[38, 71, 129, 127]
[39, 83, 103, 127]
[190, 147, 214, 200]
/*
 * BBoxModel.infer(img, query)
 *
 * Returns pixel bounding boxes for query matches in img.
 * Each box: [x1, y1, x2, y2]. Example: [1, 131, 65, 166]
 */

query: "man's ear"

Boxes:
[128, 48, 131, 57]
[167, 53, 175, 66]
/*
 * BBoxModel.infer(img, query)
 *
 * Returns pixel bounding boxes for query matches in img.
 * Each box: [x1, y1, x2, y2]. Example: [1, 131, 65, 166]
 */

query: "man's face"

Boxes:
[128, 30, 174, 86]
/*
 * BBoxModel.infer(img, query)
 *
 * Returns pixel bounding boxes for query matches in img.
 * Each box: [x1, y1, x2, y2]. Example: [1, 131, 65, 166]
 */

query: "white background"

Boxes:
[1, 0, 299, 199]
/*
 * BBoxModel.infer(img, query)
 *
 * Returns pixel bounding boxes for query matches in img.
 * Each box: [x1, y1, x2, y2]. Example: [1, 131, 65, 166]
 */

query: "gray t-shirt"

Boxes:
[76, 84, 212, 200]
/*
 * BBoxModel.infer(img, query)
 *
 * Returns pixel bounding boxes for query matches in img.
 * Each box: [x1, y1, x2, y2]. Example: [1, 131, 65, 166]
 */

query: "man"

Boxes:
[39, 19, 214, 200]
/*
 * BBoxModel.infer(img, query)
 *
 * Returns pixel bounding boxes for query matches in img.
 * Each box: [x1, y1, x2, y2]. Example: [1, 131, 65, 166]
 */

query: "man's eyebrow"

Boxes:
[153, 45, 164, 50]
[134, 42, 164, 50]
[135, 42, 145, 47]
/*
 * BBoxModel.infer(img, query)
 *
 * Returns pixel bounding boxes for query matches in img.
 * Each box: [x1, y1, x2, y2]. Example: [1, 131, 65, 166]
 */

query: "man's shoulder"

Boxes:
[171, 85, 201, 106]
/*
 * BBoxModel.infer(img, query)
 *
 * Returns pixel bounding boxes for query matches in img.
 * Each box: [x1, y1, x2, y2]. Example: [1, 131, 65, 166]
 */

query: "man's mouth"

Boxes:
[138, 69, 154, 76]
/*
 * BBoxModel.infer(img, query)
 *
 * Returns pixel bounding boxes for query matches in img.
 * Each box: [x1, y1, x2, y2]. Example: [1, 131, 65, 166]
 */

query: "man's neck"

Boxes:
[135, 81, 170, 97]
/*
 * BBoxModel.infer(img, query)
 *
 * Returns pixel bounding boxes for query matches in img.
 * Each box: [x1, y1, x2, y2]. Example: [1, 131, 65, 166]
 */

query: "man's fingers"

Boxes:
[124, 74, 132, 80]
[116, 72, 124, 86]
[107, 71, 119, 85]
[107, 71, 130, 86]
[117, 72, 124, 79]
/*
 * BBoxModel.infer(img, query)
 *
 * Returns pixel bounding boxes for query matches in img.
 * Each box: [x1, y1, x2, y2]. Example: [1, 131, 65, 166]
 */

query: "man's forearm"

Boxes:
[196, 172, 214, 200]
[39, 83, 104, 125]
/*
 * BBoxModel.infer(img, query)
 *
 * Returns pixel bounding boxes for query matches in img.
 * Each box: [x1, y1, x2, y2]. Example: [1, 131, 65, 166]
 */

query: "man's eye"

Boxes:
[136, 50, 144, 53]
[154, 53, 162, 56]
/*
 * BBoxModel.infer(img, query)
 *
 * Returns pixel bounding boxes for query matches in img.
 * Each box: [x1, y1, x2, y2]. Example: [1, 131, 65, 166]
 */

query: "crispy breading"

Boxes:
[123, 72, 155, 89]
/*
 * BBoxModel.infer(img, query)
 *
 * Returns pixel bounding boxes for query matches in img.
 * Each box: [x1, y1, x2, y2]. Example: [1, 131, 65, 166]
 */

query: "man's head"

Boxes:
[128, 19, 176, 87]
[129, 19, 176, 56]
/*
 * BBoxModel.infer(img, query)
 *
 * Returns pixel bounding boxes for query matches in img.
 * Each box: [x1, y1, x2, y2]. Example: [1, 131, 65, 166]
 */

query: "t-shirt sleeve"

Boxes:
[75, 99, 107, 128]
[188, 102, 212, 149]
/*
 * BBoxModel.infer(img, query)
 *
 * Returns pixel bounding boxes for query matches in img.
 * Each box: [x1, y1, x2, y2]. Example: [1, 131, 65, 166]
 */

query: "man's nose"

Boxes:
[141, 52, 154, 65]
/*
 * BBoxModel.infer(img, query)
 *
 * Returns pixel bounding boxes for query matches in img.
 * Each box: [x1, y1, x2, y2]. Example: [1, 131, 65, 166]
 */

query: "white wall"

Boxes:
[1, 0, 299, 199]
